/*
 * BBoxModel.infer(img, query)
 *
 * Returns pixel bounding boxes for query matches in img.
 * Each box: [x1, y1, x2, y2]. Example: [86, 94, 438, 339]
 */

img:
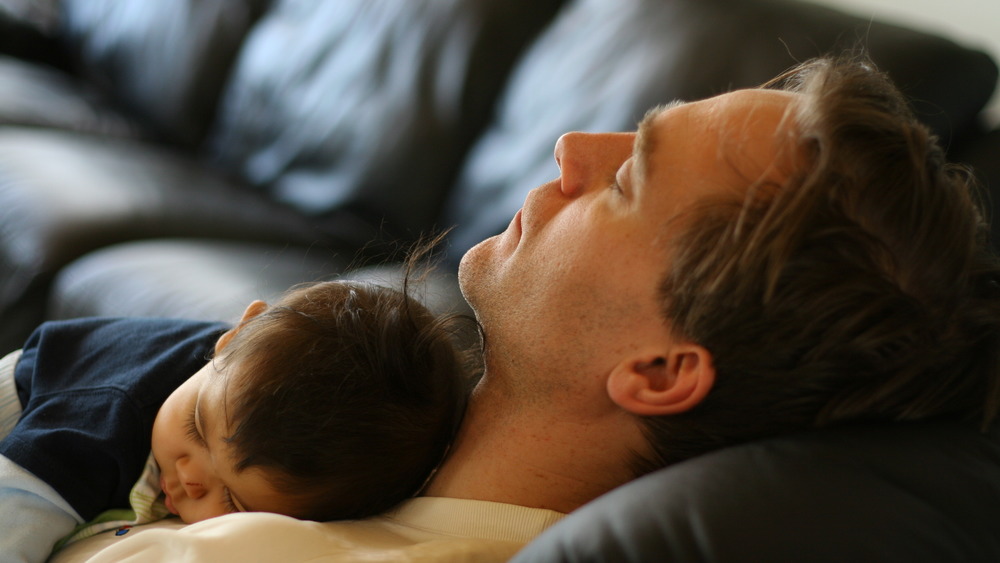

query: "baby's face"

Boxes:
[151, 358, 284, 523]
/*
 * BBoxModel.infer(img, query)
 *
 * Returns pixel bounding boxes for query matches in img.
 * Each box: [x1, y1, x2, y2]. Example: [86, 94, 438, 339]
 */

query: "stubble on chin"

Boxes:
[457, 237, 500, 313]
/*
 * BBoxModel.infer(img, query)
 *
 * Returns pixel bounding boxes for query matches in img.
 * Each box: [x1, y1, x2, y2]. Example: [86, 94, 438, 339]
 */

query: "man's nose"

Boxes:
[553, 131, 635, 197]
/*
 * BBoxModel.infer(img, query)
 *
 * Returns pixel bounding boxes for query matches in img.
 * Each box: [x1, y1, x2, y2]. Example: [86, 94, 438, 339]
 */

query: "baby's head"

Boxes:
[151, 280, 470, 523]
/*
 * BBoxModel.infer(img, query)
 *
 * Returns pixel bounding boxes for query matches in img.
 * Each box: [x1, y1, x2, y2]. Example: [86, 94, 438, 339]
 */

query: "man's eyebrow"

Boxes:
[634, 100, 684, 186]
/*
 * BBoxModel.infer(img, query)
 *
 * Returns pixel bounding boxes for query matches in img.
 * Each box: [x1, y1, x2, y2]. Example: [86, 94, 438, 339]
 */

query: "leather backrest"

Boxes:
[204, 0, 564, 247]
[512, 421, 1000, 562]
[59, 0, 268, 146]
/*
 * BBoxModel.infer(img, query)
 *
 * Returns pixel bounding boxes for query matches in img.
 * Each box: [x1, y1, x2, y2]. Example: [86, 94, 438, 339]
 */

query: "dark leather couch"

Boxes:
[2, 0, 1000, 561]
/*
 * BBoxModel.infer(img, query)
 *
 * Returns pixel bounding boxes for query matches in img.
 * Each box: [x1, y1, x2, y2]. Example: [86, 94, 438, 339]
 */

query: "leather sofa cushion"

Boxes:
[0, 127, 323, 350]
[204, 0, 564, 242]
[512, 421, 1000, 562]
[0, 55, 139, 137]
[0, 129, 318, 281]
[59, 0, 268, 146]
[49, 239, 470, 324]
[443, 0, 998, 259]
[49, 239, 350, 324]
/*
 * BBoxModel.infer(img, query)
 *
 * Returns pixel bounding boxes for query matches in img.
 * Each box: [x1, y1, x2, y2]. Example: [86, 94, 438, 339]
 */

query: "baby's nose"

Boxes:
[176, 457, 211, 499]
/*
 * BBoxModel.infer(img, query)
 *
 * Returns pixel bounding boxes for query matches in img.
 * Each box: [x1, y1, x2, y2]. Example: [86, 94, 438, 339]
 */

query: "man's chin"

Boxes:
[456, 256, 478, 307]
[457, 237, 501, 310]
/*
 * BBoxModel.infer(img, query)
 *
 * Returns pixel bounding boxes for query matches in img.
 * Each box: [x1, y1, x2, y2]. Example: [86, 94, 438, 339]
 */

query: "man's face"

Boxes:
[458, 89, 796, 393]
[151, 357, 286, 523]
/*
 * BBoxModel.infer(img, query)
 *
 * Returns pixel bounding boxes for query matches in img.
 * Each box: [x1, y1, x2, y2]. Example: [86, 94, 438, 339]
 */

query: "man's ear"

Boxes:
[606, 344, 715, 416]
[215, 300, 269, 354]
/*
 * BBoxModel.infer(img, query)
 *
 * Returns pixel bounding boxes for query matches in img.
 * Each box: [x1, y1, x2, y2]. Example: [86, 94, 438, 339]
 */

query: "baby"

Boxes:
[0, 279, 472, 562]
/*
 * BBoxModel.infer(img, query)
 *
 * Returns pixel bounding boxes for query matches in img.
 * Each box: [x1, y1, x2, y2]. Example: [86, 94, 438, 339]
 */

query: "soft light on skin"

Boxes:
[439, 89, 799, 513]
[457, 89, 798, 410]
[150, 303, 292, 523]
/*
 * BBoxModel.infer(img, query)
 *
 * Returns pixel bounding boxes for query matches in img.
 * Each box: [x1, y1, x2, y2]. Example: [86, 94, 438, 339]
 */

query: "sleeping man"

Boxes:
[54, 56, 1000, 561]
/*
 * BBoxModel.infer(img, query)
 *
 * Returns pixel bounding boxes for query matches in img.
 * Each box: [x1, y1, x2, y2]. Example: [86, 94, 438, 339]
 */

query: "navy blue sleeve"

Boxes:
[0, 318, 228, 520]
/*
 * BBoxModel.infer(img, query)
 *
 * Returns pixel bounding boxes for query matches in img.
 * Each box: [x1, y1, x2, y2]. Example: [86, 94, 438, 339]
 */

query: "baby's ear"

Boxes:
[215, 300, 268, 353]
[239, 300, 269, 323]
[606, 344, 715, 416]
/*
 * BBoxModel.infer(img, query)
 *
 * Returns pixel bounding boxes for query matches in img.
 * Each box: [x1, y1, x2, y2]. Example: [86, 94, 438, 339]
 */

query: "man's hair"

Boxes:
[638, 56, 1000, 471]
[214, 272, 473, 520]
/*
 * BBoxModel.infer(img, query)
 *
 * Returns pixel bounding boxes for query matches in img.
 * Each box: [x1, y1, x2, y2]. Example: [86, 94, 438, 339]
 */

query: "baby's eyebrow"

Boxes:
[196, 395, 211, 446]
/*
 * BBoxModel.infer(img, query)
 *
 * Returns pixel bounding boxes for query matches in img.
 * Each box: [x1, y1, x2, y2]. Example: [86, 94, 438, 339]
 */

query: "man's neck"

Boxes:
[423, 376, 644, 514]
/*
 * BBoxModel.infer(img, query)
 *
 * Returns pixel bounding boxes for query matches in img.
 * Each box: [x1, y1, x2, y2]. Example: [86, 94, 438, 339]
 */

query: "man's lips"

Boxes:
[160, 477, 179, 515]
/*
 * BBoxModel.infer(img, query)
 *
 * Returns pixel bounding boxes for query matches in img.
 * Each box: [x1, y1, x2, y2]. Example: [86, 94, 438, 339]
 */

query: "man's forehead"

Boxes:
[633, 90, 798, 183]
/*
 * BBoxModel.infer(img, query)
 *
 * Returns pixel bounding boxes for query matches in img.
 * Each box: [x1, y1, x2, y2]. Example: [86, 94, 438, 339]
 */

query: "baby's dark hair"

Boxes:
[213, 274, 471, 521]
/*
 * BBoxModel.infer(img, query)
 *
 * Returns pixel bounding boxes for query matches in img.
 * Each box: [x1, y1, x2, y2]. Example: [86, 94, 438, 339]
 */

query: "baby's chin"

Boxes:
[159, 481, 201, 523]
[159, 477, 179, 516]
